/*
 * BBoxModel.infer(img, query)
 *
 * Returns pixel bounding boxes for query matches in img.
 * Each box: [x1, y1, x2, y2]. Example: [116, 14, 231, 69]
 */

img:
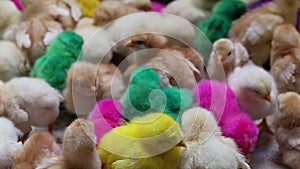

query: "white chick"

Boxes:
[0, 117, 22, 169]
[0, 1, 22, 41]
[0, 41, 30, 82]
[207, 38, 251, 81]
[74, 18, 113, 63]
[274, 92, 300, 169]
[178, 107, 250, 169]
[228, 0, 300, 67]
[227, 63, 278, 120]
[2, 77, 62, 140]
[36, 119, 101, 169]
[63, 61, 124, 116]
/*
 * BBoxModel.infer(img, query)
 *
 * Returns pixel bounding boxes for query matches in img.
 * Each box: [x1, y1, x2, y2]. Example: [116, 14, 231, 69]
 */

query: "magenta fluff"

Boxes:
[151, 1, 166, 13]
[88, 99, 123, 144]
[192, 80, 259, 155]
[11, 0, 23, 11]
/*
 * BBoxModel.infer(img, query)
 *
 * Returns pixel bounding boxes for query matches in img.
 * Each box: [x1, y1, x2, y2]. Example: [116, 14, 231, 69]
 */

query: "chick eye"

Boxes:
[136, 40, 144, 46]
[227, 51, 232, 56]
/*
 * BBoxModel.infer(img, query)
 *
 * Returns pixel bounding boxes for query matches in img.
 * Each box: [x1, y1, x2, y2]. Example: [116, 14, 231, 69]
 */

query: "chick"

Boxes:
[274, 92, 300, 169]
[63, 61, 124, 116]
[228, 0, 300, 67]
[270, 23, 300, 94]
[207, 38, 251, 81]
[228, 63, 278, 120]
[0, 117, 22, 169]
[178, 107, 250, 169]
[0, 1, 22, 41]
[2, 77, 62, 140]
[99, 113, 185, 169]
[0, 41, 30, 82]
[30, 31, 84, 92]
[119, 0, 152, 11]
[93, 0, 140, 27]
[76, 0, 100, 17]
[12, 132, 62, 169]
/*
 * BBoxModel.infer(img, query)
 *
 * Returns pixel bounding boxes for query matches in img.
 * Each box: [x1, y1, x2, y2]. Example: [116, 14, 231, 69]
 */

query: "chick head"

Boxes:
[93, 5, 111, 26]
[125, 33, 168, 49]
[273, 23, 299, 49]
[181, 107, 220, 142]
[278, 92, 300, 127]
[212, 38, 235, 63]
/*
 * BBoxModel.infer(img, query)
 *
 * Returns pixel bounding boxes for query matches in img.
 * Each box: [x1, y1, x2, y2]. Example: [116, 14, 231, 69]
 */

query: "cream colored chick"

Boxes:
[12, 132, 62, 169]
[274, 92, 300, 169]
[36, 119, 101, 169]
[207, 38, 251, 81]
[63, 61, 124, 116]
[16, 0, 63, 64]
[228, 64, 278, 120]
[0, 1, 22, 41]
[270, 23, 300, 94]
[228, 0, 300, 67]
[74, 18, 113, 63]
[2, 77, 62, 140]
[0, 117, 22, 169]
[0, 41, 30, 82]
[178, 107, 250, 169]
[93, 0, 140, 27]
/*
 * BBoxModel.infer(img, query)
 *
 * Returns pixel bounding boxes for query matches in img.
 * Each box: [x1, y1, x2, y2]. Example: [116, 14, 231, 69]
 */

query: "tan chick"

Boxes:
[63, 61, 124, 116]
[93, 0, 140, 27]
[118, 0, 152, 11]
[228, 0, 300, 67]
[36, 119, 101, 169]
[12, 132, 62, 169]
[274, 92, 300, 169]
[16, 0, 63, 65]
[0, 40, 30, 82]
[207, 38, 251, 81]
[270, 23, 300, 94]
[178, 107, 250, 169]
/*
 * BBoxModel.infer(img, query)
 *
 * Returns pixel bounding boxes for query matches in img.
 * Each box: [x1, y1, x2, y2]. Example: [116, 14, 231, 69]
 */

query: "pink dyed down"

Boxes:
[11, 0, 23, 11]
[151, 1, 166, 13]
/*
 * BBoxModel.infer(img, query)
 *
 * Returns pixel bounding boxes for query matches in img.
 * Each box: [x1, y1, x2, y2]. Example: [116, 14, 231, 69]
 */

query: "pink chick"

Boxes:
[11, 0, 23, 11]
[151, 1, 166, 13]
[88, 99, 123, 144]
[193, 80, 259, 156]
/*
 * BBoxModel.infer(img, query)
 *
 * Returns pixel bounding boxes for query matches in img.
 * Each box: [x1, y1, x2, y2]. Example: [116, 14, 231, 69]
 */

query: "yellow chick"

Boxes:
[98, 113, 185, 169]
[178, 107, 250, 169]
[77, 0, 100, 17]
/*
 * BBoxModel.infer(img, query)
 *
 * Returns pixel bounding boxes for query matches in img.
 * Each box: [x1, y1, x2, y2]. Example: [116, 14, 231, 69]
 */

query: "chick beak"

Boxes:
[263, 95, 271, 102]
[177, 141, 187, 148]
[125, 40, 135, 48]
[91, 86, 97, 96]
[218, 55, 225, 62]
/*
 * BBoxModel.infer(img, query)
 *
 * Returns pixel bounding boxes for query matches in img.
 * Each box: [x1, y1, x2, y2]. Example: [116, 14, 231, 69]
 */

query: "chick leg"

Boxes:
[21, 132, 29, 143]
[257, 118, 273, 134]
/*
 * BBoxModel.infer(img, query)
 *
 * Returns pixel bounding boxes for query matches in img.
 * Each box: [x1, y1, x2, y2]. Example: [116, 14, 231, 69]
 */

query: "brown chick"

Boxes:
[63, 61, 124, 116]
[228, 0, 300, 67]
[270, 23, 300, 94]
[93, 0, 140, 27]
[16, 0, 63, 65]
[12, 132, 62, 169]
[36, 119, 101, 169]
[274, 92, 300, 169]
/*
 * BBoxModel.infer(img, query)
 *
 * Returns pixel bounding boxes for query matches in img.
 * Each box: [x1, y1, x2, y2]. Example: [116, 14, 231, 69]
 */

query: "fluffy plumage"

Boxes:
[99, 113, 185, 169]
[193, 80, 259, 155]
[12, 132, 62, 169]
[178, 107, 250, 169]
[151, 1, 165, 13]
[88, 99, 123, 144]
[63, 61, 124, 115]
[0, 41, 30, 82]
[76, 0, 100, 17]
[2, 77, 62, 139]
[270, 23, 300, 94]
[119, 0, 152, 10]
[30, 31, 83, 92]
[274, 92, 300, 169]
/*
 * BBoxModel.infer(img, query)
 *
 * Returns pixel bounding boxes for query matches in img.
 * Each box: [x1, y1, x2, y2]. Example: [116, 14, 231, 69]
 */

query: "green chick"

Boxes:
[30, 31, 83, 92]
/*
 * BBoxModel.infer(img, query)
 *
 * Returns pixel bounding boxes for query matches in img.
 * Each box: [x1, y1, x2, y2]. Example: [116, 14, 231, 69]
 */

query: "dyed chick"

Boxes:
[88, 99, 123, 144]
[207, 38, 251, 81]
[63, 61, 124, 116]
[37, 119, 101, 169]
[178, 107, 250, 169]
[76, 0, 100, 17]
[274, 92, 300, 169]
[2, 77, 62, 140]
[0, 40, 30, 82]
[228, 0, 300, 67]
[12, 132, 62, 169]
[0, 117, 22, 169]
[270, 23, 300, 94]
[30, 31, 84, 92]
[99, 113, 185, 169]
